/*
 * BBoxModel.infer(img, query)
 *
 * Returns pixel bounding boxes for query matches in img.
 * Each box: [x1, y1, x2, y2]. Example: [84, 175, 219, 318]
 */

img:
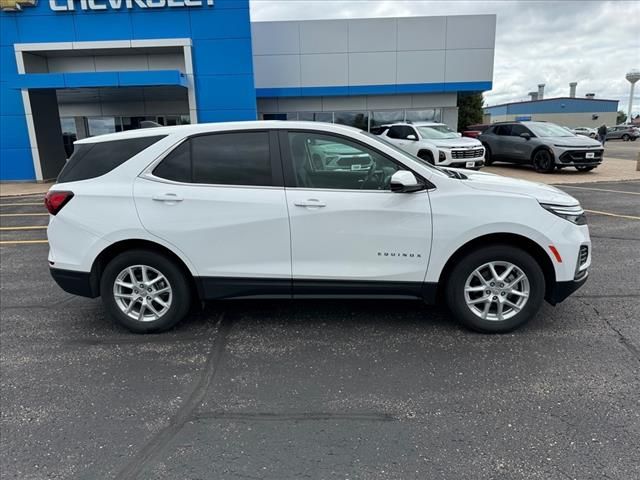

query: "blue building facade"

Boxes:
[1, 3, 496, 181]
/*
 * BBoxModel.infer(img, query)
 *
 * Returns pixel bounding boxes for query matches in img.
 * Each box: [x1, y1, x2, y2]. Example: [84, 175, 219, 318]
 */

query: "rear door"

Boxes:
[134, 130, 291, 296]
[281, 130, 432, 295]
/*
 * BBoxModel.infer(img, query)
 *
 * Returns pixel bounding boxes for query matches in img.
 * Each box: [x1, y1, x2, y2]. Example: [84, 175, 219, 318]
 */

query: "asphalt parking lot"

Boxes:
[603, 139, 640, 161]
[1, 182, 639, 480]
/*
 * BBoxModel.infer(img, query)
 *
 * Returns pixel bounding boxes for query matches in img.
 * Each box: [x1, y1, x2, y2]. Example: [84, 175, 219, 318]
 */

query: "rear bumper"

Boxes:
[546, 272, 588, 305]
[50, 268, 97, 298]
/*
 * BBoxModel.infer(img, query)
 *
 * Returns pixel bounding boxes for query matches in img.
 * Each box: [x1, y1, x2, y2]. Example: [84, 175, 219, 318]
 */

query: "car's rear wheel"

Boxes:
[533, 149, 555, 173]
[100, 250, 191, 333]
[622, 134, 630, 141]
[576, 165, 595, 172]
[417, 150, 435, 165]
[445, 245, 545, 333]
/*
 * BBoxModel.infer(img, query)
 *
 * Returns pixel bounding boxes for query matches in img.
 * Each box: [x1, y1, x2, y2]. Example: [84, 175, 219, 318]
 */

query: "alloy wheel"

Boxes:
[463, 261, 530, 322]
[113, 265, 173, 322]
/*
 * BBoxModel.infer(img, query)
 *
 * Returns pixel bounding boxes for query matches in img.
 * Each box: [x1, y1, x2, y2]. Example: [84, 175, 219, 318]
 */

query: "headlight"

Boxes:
[540, 203, 587, 225]
[438, 151, 446, 161]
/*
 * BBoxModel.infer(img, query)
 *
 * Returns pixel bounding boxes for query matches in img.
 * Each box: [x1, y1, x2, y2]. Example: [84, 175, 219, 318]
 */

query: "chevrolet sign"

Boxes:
[0, 0, 37, 11]
[49, 0, 213, 9]
[0, 0, 213, 10]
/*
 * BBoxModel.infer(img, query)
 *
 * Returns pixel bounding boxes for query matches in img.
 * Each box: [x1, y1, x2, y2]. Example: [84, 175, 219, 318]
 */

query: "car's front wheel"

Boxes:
[100, 249, 191, 333]
[533, 149, 555, 173]
[445, 245, 545, 333]
[622, 134, 630, 141]
[417, 150, 435, 165]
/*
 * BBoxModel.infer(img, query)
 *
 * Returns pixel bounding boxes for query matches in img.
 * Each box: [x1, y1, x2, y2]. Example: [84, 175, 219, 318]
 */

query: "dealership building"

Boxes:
[0, 0, 496, 181]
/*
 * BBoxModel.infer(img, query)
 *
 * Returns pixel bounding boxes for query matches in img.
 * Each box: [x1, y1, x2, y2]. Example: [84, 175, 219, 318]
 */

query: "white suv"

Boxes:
[375, 122, 485, 169]
[46, 121, 590, 334]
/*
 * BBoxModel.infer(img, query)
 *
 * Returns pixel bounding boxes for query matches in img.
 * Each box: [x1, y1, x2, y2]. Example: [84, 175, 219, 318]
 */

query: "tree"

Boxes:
[616, 110, 627, 124]
[457, 92, 484, 131]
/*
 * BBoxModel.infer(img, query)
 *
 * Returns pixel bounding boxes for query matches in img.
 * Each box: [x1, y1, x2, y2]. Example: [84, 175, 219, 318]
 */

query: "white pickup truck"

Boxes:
[374, 122, 485, 169]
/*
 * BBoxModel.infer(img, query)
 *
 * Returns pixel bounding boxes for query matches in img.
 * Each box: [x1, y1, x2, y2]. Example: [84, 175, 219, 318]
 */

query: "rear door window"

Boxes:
[152, 131, 275, 187]
[58, 136, 166, 183]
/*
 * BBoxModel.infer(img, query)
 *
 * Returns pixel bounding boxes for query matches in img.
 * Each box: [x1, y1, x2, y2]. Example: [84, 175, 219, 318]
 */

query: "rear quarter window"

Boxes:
[57, 135, 166, 183]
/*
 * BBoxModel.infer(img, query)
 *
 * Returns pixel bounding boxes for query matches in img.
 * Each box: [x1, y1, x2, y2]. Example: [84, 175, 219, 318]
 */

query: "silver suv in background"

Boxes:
[606, 125, 639, 141]
[479, 121, 604, 173]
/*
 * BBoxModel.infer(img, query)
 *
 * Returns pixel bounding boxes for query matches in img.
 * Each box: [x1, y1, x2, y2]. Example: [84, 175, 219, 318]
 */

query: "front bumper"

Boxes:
[438, 147, 485, 169]
[547, 272, 588, 305]
[557, 148, 604, 166]
[50, 268, 98, 298]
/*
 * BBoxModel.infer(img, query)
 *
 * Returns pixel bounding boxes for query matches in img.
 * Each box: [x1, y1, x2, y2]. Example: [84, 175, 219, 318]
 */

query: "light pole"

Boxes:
[626, 70, 640, 124]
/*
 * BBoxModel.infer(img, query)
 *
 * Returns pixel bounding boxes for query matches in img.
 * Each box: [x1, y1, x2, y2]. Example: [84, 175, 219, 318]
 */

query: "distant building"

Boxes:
[484, 97, 618, 128]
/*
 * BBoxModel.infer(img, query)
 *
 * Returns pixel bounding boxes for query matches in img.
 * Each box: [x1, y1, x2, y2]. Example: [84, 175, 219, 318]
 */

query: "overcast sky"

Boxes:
[250, 0, 640, 117]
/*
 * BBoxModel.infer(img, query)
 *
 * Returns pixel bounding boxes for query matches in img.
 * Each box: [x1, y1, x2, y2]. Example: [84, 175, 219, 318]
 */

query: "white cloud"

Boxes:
[250, 0, 640, 116]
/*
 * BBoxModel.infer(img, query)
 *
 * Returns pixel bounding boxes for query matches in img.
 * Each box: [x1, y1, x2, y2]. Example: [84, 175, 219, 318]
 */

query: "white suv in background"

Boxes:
[374, 122, 485, 169]
[46, 121, 590, 334]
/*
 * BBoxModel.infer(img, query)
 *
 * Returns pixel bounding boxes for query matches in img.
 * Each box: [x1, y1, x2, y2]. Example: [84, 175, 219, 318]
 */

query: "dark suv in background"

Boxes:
[479, 121, 604, 173]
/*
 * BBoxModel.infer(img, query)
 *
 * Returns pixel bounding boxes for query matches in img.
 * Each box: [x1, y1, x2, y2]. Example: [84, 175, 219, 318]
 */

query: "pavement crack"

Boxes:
[191, 411, 396, 423]
[113, 312, 233, 480]
[579, 298, 640, 363]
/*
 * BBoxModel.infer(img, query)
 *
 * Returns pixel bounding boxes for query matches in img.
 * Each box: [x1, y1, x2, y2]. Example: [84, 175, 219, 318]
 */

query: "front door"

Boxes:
[134, 130, 291, 296]
[281, 130, 432, 296]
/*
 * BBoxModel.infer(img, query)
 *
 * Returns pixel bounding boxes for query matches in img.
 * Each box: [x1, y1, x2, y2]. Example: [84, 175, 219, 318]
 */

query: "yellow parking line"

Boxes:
[560, 185, 640, 196]
[0, 226, 47, 231]
[0, 240, 48, 245]
[585, 209, 640, 221]
[0, 202, 43, 206]
[0, 213, 48, 217]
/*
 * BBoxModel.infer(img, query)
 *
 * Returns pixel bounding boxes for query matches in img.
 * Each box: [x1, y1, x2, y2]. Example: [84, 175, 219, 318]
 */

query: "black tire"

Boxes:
[100, 249, 192, 333]
[445, 245, 545, 333]
[576, 165, 595, 172]
[417, 150, 435, 165]
[621, 134, 630, 141]
[532, 149, 555, 173]
[483, 145, 493, 165]
[631, 137, 637, 141]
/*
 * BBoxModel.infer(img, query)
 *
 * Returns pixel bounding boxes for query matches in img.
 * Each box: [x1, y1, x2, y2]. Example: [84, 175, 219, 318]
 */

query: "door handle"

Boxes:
[152, 193, 183, 202]
[294, 199, 326, 208]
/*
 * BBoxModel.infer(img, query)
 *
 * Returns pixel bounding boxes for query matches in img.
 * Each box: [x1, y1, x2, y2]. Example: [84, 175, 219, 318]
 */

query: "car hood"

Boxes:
[543, 136, 602, 147]
[425, 136, 482, 148]
[454, 169, 578, 205]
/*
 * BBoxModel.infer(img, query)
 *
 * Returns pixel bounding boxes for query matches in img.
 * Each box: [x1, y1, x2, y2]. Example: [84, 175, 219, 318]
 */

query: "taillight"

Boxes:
[44, 191, 74, 215]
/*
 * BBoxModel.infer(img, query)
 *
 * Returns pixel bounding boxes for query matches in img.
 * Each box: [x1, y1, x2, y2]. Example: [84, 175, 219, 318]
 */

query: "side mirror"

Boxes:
[390, 171, 424, 193]
[520, 132, 532, 140]
[406, 134, 417, 141]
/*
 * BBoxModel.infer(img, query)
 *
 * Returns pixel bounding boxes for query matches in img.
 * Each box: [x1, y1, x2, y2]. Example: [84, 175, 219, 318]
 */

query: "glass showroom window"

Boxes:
[298, 112, 334, 123]
[262, 113, 298, 121]
[370, 111, 404, 128]
[405, 109, 442, 123]
[334, 111, 369, 131]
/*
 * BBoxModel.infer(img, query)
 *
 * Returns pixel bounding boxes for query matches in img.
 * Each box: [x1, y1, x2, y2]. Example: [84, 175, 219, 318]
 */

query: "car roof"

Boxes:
[381, 122, 444, 128]
[75, 120, 364, 144]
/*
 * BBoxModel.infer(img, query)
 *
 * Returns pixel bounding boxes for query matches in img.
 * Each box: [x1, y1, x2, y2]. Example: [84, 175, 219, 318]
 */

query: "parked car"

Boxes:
[479, 121, 604, 172]
[606, 125, 639, 141]
[46, 121, 590, 334]
[374, 122, 485, 169]
[462, 124, 491, 139]
[572, 127, 597, 138]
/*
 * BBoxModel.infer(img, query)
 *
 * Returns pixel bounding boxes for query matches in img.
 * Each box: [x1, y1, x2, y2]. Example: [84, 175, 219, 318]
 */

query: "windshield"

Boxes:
[361, 131, 449, 178]
[417, 125, 459, 139]
[527, 123, 575, 137]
